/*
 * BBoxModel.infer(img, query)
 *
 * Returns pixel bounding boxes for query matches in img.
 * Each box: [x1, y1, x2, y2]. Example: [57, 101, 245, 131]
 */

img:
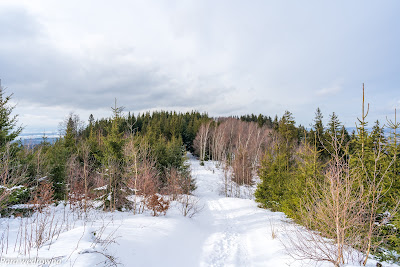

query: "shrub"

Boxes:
[145, 194, 169, 216]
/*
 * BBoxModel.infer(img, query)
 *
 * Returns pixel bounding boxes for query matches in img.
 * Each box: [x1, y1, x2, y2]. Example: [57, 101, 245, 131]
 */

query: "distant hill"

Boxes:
[15, 132, 60, 146]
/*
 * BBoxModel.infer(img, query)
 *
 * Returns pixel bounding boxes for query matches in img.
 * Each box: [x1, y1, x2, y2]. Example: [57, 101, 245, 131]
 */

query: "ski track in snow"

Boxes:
[193, 161, 251, 267]
[201, 199, 246, 267]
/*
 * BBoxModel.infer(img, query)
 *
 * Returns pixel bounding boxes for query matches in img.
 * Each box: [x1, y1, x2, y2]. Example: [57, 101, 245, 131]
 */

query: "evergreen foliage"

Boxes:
[255, 94, 400, 263]
[0, 86, 23, 149]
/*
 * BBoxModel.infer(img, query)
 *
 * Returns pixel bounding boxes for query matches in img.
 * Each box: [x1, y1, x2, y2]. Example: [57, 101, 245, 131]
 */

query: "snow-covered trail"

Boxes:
[190, 157, 292, 267]
[92, 156, 294, 267]
[102, 157, 292, 267]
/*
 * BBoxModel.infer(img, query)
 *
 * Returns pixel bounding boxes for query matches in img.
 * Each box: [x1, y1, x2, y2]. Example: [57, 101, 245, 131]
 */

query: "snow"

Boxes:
[0, 156, 397, 267]
[93, 185, 108, 191]
[0, 185, 25, 191]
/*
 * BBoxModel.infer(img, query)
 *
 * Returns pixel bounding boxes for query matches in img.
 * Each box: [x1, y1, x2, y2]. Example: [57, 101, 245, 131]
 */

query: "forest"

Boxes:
[1, 86, 399, 266]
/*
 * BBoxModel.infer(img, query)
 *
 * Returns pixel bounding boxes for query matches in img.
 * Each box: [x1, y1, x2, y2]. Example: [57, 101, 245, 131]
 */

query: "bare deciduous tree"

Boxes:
[193, 121, 212, 163]
[125, 138, 160, 214]
[197, 118, 271, 191]
[177, 194, 203, 218]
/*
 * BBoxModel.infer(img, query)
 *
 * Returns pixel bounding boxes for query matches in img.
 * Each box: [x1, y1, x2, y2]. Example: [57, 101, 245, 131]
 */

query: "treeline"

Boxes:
[80, 109, 207, 152]
[0, 90, 210, 215]
[239, 113, 274, 128]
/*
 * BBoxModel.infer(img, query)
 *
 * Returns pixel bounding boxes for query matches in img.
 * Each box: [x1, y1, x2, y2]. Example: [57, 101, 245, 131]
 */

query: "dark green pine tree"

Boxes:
[105, 100, 124, 159]
[383, 110, 400, 257]
[102, 99, 126, 211]
[291, 137, 324, 221]
[353, 84, 370, 164]
[272, 115, 279, 131]
[313, 108, 324, 135]
[0, 85, 23, 148]
[347, 85, 399, 262]
[326, 112, 342, 137]
[349, 85, 374, 181]
[257, 114, 264, 128]
[89, 114, 95, 125]
[64, 116, 77, 149]
[386, 111, 400, 207]
[370, 120, 386, 148]
[324, 112, 347, 155]
[49, 113, 82, 200]
[312, 107, 327, 158]
[86, 114, 95, 136]
[47, 140, 69, 200]
[278, 111, 297, 173]
[279, 111, 297, 143]
[255, 138, 288, 211]
[256, 111, 298, 214]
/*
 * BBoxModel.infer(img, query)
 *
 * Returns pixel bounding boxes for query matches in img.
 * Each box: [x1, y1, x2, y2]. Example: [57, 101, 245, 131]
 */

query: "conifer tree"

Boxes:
[64, 116, 76, 149]
[312, 108, 325, 152]
[370, 120, 386, 149]
[327, 112, 340, 134]
[102, 99, 126, 211]
[272, 115, 279, 130]
[345, 85, 399, 264]
[256, 111, 298, 214]
[313, 108, 324, 135]
[46, 140, 68, 200]
[257, 114, 264, 128]
[85, 114, 95, 137]
[323, 112, 350, 159]
[0, 84, 22, 148]
[386, 110, 400, 215]
[355, 83, 369, 162]
[255, 133, 288, 211]
[278, 111, 297, 172]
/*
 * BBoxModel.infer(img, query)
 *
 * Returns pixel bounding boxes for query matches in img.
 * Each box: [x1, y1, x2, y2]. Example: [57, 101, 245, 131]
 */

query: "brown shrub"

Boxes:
[30, 181, 54, 212]
[146, 194, 170, 216]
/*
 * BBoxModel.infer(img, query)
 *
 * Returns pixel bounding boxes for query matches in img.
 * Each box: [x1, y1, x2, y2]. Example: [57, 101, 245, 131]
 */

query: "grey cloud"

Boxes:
[2, 43, 229, 114]
[0, 7, 228, 114]
[2, 1, 400, 130]
[0, 7, 42, 41]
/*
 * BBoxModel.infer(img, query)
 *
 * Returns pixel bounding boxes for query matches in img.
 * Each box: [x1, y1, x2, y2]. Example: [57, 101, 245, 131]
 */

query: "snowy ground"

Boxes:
[0, 156, 397, 267]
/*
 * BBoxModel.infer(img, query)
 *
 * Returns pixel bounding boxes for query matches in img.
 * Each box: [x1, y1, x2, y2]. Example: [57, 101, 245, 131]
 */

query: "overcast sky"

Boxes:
[1, 0, 399, 132]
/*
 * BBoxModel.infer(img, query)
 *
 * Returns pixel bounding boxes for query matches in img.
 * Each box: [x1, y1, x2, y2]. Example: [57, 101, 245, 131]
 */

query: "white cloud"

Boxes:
[316, 85, 342, 96]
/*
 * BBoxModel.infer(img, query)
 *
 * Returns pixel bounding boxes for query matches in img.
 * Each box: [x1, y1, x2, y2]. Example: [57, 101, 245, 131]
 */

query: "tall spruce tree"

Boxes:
[256, 111, 298, 215]
[324, 112, 347, 156]
[313, 108, 324, 143]
[102, 99, 126, 211]
[292, 135, 324, 221]
[255, 134, 289, 211]
[0, 84, 23, 148]
[384, 110, 400, 259]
